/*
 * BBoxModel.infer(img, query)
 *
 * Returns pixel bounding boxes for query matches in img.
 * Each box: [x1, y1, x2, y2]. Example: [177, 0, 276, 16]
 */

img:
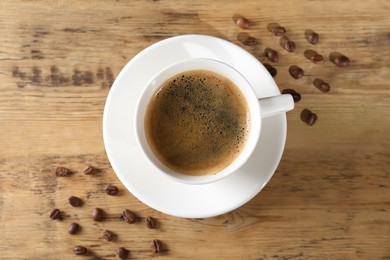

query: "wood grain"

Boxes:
[0, 0, 389, 259]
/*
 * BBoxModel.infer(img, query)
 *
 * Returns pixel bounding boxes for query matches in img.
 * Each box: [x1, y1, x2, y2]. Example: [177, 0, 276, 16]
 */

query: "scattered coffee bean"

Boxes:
[104, 185, 119, 195]
[329, 52, 350, 67]
[264, 48, 279, 62]
[237, 32, 258, 46]
[49, 208, 62, 220]
[304, 49, 324, 64]
[68, 196, 83, 207]
[313, 78, 331, 93]
[281, 89, 301, 103]
[146, 216, 157, 229]
[305, 29, 319, 44]
[83, 165, 95, 175]
[68, 223, 80, 235]
[55, 167, 71, 177]
[301, 109, 318, 126]
[73, 246, 87, 256]
[263, 63, 277, 77]
[289, 65, 304, 79]
[267, 22, 286, 36]
[279, 36, 296, 52]
[101, 229, 115, 241]
[116, 247, 130, 260]
[92, 208, 104, 221]
[233, 14, 250, 29]
[152, 239, 164, 254]
[121, 209, 137, 224]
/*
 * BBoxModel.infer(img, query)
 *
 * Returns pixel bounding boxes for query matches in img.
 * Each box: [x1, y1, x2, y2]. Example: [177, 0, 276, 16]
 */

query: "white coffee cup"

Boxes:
[135, 58, 294, 185]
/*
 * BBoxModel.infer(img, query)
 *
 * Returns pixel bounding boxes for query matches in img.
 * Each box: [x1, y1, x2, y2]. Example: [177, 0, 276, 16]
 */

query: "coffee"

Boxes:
[144, 70, 250, 176]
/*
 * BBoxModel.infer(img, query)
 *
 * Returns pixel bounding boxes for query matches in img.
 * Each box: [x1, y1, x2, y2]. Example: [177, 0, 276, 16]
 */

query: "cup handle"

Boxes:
[258, 94, 294, 118]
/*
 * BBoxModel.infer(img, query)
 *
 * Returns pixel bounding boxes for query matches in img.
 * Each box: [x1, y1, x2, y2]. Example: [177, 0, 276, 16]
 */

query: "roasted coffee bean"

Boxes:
[68, 196, 83, 207]
[73, 246, 87, 255]
[146, 216, 157, 229]
[237, 32, 258, 46]
[313, 78, 331, 93]
[233, 14, 250, 29]
[116, 247, 129, 260]
[263, 63, 277, 77]
[104, 185, 119, 195]
[101, 229, 115, 241]
[267, 23, 286, 36]
[305, 29, 319, 44]
[83, 165, 95, 175]
[68, 223, 80, 235]
[236, 17, 250, 29]
[281, 89, 301, 103]
[284, 41, 296, 52]
[289, 65, 304, 79]
[49, 208, 62, 220]
[264, 48, 279, 62]
[152, 239, 164, 254]
[242, 36, 257, 46]
[329, 52, 350, 67]
[121, 209, 137, 224]
[92, 208, 104, 221]
[301, 109, 318, 126]
[304, 50, 324, 64]
[55, 167, 71, 177]
[273, 26, 286, 36]
[279, 36, 296, 52]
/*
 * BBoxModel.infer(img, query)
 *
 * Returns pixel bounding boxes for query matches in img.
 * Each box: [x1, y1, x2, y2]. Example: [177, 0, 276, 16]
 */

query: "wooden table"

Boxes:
[1, 1, 389, 259]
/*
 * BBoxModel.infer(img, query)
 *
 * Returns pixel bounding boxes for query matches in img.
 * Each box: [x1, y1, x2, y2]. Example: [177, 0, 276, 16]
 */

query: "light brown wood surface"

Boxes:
[1, 1, 389, 259]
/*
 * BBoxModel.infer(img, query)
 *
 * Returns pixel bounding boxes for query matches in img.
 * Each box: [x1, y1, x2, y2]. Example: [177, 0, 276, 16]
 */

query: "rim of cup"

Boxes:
[134, 58, 261, 185]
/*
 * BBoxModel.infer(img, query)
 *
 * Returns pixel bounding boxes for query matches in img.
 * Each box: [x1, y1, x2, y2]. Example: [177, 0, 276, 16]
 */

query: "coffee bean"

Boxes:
[68, 196, 83, 207]
[288, 65, 304, 79]
[68, 223, 80, 235]
[273, 26, 286, 36]
[49, 208, 62, 220]
[233, 14, 250, 29]
[301, 109, 318, 126]
[279, 36, 296, 52]
[73, 246, 87, 256]
[236, 17, 250, 29]
[116, 247, 129, 260]
[237, 32, 258, 46]
[104, 185, 119, 195]
[121, 209, 137, 224]
[267, 23, 286, 36]
[264, 48, 279, 62]
[151, 239, 164, 254]
[263, 63, 277, 77]
[281, 89, 301, 103]
[83, 165, 95, 175]
[304, 50, 324, 64]
[305, 29, 319, 44]
[284, 41, 296, 52]
[313, 78, 331, 93]
[55, 167, 71, 177]
[329, 52, 350, 67]
[101, 229, 115, 241]
[92, 208, 104, 221]
[146, 216, 157, 229]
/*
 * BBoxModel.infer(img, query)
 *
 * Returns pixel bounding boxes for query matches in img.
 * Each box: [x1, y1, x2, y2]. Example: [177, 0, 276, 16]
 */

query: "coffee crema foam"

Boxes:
[144, 70, 250, 176]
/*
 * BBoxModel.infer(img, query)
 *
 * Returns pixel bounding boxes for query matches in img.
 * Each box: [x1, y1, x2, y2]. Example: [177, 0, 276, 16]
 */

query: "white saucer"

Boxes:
[103, 35, 287, 218]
